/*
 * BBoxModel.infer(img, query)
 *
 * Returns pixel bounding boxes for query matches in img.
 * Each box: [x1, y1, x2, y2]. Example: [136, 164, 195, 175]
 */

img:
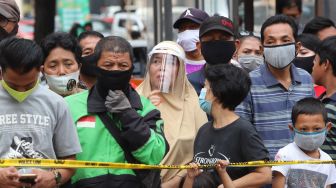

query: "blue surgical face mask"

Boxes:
[293, 128, 327, 151]
[199, 88, 212, 115]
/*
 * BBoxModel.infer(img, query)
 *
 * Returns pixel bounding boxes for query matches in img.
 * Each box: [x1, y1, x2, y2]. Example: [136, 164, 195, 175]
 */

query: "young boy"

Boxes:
[312, 36, 336, 160]
[272, 97, 336, 188]
[193, 64, 271, 187]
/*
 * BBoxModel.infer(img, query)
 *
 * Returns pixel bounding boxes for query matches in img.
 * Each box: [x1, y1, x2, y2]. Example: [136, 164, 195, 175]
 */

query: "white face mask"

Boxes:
[264, 43, 295, 69]
[238, 55, 264, 72]
[45, 70, 80, 95]
[176, 29, 199, 52]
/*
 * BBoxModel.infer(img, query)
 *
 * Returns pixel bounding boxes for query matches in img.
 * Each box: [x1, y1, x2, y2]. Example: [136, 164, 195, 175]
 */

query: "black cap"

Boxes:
[199, 16, 234, 37]
[173, 8, 209, 29]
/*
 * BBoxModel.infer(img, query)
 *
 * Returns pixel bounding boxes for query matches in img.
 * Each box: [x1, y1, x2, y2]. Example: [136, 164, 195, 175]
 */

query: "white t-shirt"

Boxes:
[272, 142, 336, 188]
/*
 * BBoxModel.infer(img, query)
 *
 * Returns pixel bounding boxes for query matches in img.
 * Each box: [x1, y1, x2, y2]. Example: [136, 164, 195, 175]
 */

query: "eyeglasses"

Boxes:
[0, 15, 9, 28]
[238, 31, 261, 39]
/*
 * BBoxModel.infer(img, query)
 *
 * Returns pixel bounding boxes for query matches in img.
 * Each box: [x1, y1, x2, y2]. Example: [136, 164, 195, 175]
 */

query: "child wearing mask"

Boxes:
[272, 97, 336, 188]
[193, 64, 271, 187]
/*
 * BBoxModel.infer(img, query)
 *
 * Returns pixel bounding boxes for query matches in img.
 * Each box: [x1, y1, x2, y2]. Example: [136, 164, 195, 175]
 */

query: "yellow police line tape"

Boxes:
[0, 159, 336, 169]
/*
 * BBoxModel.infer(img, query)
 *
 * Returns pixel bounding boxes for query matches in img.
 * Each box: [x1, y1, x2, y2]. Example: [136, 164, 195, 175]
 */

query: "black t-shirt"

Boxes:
[193, 117, 269, 185]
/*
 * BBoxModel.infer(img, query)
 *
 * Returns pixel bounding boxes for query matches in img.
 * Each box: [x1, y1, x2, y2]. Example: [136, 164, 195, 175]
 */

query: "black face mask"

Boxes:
[293, 55, 315, 74]
[80, 53, 99, 77]
[95, 66, 134, 98]
[201, 40, 236, 65]
[0, 24, 18, 41]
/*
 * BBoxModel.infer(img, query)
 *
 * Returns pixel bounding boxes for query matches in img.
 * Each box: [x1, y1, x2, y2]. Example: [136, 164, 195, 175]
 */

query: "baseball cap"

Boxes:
[173, 8, 209, 29]
[199, 16, 234, 37]
[0, 0, 20, 22]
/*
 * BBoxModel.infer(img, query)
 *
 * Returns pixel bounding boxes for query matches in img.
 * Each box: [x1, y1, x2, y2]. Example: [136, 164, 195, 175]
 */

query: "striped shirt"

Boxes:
[236, 64, 315, 159]
[319, 92, 336, 160]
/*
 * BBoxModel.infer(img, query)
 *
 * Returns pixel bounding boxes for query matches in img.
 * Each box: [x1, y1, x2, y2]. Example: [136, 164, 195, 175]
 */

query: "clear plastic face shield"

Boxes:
[148, 53, 179, 93]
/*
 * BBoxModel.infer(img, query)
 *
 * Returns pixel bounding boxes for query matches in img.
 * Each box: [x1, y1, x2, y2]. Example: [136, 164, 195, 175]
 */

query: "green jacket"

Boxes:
[65, 88, 168, 186]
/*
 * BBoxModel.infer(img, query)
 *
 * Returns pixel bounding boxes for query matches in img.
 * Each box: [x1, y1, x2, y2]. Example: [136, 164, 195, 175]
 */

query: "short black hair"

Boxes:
[0, 37, 43, 74]
[276, 0, 302, 14]
[303, 17, 336, 35]
[297, 33, 320, 52]
[94, 36, 134, 64]
[291, 97, 328, 126]
[317, 35, 336, 76]
[40, 32, 82, 64]
[205, 64, 251, 111]
[260, 14, 298, 43]
[78, 30, 104, 43]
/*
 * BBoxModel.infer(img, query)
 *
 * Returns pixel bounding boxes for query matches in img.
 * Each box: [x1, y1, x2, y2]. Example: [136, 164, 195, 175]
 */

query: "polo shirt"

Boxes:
[236, 64, 315, 159]
[319, 92, 336, 160]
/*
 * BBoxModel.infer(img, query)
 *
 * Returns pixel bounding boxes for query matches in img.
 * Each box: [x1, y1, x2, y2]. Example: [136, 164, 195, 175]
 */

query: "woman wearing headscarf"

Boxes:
[137, 41, 208, 187]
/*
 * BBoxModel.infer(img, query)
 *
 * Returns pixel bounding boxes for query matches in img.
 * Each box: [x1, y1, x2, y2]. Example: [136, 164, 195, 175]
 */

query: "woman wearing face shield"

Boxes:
[41, 32, 83, 97]
[293, 33, 325, 97]
[137, 41, 208, 187]
[233, 31, 264, 73]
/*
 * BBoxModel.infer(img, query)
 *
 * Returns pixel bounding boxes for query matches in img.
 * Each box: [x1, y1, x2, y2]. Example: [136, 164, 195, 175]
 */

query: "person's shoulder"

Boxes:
[198, 121, 212, 133]
[139, 94, 157, 112]
[319, 149, 333, 160]
[34, 85, 65, 102]
[249, 65, 263, 78]
[274, 142, 298, 160]
[295, 66, 313, 81]
[187, 69, 203, 80]
[235, 117, 256, 131]
[65, 89, 89, 103]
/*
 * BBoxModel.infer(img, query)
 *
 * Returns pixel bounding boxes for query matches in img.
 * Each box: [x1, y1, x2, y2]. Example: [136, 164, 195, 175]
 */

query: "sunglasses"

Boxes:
[238, 31, 261, 39]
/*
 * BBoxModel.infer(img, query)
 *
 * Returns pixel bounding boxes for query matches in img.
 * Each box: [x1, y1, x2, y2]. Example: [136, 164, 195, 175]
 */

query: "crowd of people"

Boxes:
[0, 0, 336, 188]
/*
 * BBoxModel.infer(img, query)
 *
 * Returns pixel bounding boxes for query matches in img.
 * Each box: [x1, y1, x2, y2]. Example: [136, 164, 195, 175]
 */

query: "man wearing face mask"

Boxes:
[188, 15, 237, 95]
[78, 31, 104, 89]
[173, 8, 209, 74]
[236, 15, 315, 160]
[0, 37, 81, 188]
[65, 36, 168, 188]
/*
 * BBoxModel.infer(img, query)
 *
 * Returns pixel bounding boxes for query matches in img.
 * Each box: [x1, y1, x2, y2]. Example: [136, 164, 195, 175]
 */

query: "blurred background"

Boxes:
[15, 0, 336, 76]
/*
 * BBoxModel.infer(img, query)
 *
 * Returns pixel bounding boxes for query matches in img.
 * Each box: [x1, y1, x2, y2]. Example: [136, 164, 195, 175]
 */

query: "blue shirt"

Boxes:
[236, 64, 315, 159]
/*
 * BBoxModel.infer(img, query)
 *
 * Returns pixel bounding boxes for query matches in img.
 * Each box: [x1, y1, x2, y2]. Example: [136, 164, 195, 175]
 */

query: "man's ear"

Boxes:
[295, 41, 302, 56]
[232, 39, 240, 59]
[40, 65, 44, 74]
[196, 41, 201, 52]
[288, 124, 294, 132]
[326, 122, 332, 131]
[324, 59, 331, 72]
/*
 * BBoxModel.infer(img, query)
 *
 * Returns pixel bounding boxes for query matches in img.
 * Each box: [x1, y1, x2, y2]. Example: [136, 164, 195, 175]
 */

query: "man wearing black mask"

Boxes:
[65, 36, 168, 188]
[0, 0, 20, 80]
[188, 16, 236, 95]
[78, 31, 104, 89]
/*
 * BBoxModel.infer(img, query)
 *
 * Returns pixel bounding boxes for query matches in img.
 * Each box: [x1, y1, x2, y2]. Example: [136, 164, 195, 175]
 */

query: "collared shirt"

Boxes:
[236, 64, 315, 159]
[319, 92, 336, 160]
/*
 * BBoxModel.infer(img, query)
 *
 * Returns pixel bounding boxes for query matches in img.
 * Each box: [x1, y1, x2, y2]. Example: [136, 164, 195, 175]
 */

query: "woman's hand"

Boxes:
[148, 90, 162, 106]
